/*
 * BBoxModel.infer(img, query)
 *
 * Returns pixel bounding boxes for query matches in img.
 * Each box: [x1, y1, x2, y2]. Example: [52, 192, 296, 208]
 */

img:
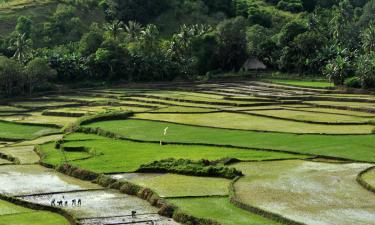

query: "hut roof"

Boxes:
[242, 57, 267, 70]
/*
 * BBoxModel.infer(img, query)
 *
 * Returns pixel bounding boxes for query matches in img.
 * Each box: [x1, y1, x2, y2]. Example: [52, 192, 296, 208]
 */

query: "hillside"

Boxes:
[0, 0, 105, 36]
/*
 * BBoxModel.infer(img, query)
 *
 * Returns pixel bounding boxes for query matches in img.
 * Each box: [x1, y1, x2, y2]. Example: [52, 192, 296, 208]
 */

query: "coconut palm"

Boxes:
[362, 24, 375, 53]
[124, 20, 142, 41]
[104, 20, 124, 40]
[11, 33, 31, 63]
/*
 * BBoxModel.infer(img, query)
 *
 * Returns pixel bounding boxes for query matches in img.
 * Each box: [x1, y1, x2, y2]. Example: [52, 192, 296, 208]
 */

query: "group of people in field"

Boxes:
[51, 196, 81, 207]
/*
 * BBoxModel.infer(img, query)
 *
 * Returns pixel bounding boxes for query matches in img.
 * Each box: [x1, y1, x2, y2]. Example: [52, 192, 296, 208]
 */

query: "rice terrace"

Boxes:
[1, 0, 375, 224]
[0, 80, 374, 225]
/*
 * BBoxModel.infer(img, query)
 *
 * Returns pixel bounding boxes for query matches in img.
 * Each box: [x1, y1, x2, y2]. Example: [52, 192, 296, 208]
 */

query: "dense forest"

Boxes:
[0, 0, 374, 96]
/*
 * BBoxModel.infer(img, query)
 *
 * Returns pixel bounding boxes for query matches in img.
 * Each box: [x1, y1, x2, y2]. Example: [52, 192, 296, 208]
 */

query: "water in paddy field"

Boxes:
[232, 160, 375, 225]
[0, 165, 178, 225]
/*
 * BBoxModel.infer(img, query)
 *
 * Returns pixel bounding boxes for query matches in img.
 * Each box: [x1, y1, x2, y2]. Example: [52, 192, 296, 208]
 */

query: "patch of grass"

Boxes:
[306, 101, 375, 108]
[169, 197, 281, 225]
[248, 109, 372, 123]
[263, 79, 332, 88]
[0, 112, 77, 127]
[132, 112, 375, 134]
[362, 167, 375, 189]
[0, 121, 59, 140]
[0, 211, 70, 225]
[0, 199, 69, 225]
[283, 107, 375, 117]
[84, 119, 375, 162]
[39, 133, 304, 173]
[121, 173, 230, 197]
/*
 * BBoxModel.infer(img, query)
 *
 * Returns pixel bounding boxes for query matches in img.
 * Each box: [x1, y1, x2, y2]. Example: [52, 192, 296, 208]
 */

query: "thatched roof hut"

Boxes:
[242, 57, 267, 70]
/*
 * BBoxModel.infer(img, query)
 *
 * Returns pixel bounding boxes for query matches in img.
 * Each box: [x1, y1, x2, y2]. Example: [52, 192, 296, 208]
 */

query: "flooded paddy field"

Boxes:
[21, 189, 157, 218]
[232, 160, 375, 225]
[0, 165, 99, 195]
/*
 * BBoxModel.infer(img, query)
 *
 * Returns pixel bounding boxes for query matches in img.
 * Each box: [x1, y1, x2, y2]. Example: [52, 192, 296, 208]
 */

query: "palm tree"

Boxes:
[362, 24, 375, 53]
[323, 55, 350, 86]
[124, 20, 142, 41]
[104, 20, 124, 40]
[139, 24, 159, 51]
[12, 33, 31, 63]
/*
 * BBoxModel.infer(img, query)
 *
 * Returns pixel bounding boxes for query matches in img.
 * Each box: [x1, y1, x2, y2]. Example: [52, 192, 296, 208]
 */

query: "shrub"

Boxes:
[137, 158, 243, 179]
[344, 76, 362, 88]
[277, 0, 304, 12]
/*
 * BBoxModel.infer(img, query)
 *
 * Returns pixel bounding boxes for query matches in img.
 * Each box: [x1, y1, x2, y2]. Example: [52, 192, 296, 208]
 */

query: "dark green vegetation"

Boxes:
[138, 158, 243, 179]
[85, 119, 375, 162]
[0, 0, 375, 97]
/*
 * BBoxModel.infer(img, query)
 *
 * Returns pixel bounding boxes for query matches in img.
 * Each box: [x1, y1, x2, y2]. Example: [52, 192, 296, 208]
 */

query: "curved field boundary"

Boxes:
[283, 108, 375, 118]
[258, 80, 334, 91]
[42, 111, 87, 118]
[164, 195, 229, 199]
[74, 126, 313, 158]
[74, 123, 375, 164]
[223, 110, 370, 126]
[120, 97, 220, 109]
[74, 126, 375, 164]
[125, 94, 277, 107]
[0, 118, 62, 129]
[356, 166, 375, 194]
[130, 117, 375, 136]
[226, 110, 370, 125]
[0, 194, 80, 225]
[305, 102, 375, 114]
[229, 177, 306, 225]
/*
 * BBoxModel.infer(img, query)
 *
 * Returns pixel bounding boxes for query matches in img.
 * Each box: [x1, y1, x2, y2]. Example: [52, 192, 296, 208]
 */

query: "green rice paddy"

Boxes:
[39, 133, 303, 173]
[169, 197, 281, 225]
[84, 119, 375, 162]
[133, 112, 375, 134]
[0, 121, 59, 140]
[114, 173, 230, 197]
[1, 81, 375, 225]
[0, 200, 69, 225]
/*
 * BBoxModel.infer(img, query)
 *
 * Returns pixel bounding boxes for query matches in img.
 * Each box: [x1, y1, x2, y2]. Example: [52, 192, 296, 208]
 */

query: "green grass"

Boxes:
[169, 197, 281, 225]
[0, 199, 69, 225]
[123, 173, 230, 197]
[362, 167, 375, 189]
[39, 133, 305, 173]
[133, 112, 375, 134]
[248, 109, 373, 123]
[0, 121, 59, 140]
[84, 119, 375, 162]
[263, 79, 333, 88]
[0, 112, 78, 127]
[306, 101, 375, 108]
[282, 107, 375, 117]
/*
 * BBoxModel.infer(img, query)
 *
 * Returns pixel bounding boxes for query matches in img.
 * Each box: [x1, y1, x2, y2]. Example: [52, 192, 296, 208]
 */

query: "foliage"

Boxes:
[216, 16, 248, 71]
[25, 57, 57, 94]
[138, 158, 243, 179]
[344, 76, 362, 88]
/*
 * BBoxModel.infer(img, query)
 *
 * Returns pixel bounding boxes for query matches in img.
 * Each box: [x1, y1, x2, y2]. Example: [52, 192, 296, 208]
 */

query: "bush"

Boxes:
[277, 0, 304, 12]
[344, 76, 362, 88]
[137, 158, 243, 179]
